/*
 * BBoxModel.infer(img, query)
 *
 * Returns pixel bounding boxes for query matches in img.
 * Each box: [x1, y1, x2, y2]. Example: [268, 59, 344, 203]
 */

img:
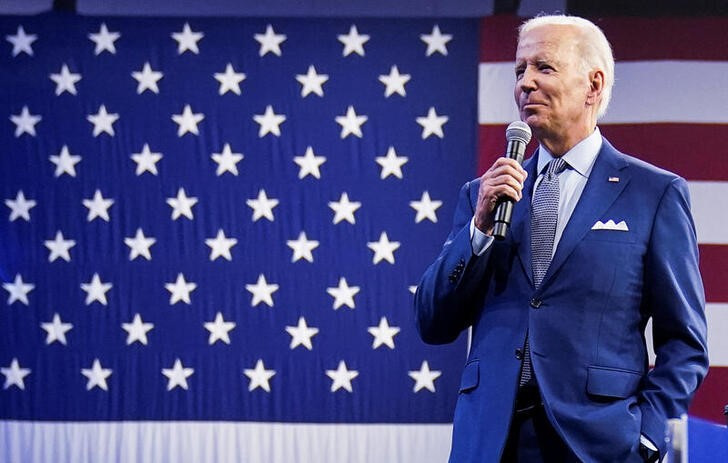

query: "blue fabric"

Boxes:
[414, 137, 709, 462]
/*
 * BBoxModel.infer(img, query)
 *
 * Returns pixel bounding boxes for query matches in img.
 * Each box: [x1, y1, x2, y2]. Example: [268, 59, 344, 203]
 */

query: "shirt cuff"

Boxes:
[469, 217, 493, 256]
[640, 434, 658, 451]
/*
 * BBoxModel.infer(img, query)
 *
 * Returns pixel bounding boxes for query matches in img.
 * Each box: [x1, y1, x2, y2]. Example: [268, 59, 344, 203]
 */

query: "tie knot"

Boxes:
[545, 157, 567, 179]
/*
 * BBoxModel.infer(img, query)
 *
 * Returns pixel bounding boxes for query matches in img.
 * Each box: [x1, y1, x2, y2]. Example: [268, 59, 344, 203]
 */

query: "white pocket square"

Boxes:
[591, 219, 629, 231]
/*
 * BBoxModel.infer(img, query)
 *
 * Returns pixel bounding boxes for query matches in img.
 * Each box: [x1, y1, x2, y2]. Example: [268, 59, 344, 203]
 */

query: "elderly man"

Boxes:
[414, 15, 708, 463]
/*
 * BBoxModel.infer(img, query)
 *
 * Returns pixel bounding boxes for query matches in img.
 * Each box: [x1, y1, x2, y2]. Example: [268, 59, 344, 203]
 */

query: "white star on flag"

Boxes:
[6, 25, 37, 57]
[214, 63, 246, 95]
[162, 359, 194, 391]
[408, 360, 442, 392]
[326, 361, 359, 393]
[1, 359, 31, 390]
[131, 62, 163, 94]
[171, 104, 204, 136]
[416, 107, 448, 139]
[171, 22, 204, 55]
[420, 24, 452, 56]
[49, 64, 81, 96]
[81, 359, 112, 391]
[124, 228, 156, 261]
[285, 317, 319, 350]
[44, 230, 76, 262]
[131, 144, 163, 176]
[326, 277, 360, 310]
[287, 231, 320, 263]
[41, 313, 73, 345]
[368, 317, 401, 349]
[166, 188, 198, 220]
[83, 189, 114, 222]
[293, 146, 326, 179]
[80, 273, 113, 306]
[50, 145, 81, 178]
[204, 312, 236, 345]
[338, 24, 370, 57]
[10, 106, 41, 137]
[253, 105, 286, 137]
[165, 273, 197, 305]
[328, 192, 361, 224]
[5, 190, 37, 222]
[205, 229, 238, 261]
[335, 105, 367, 139]
[367, 232, 401, 264]
[3, 274, 34, 305]
[296, 65, 329, 97]
[254, 24, 286, 57]
[245, 274, 279, 308]
[122, 314, 154, 345]
[244, 359, 276, 392]
[375, 146, 408, 179]
[378, 65, 411, 97]
[410, 191, 443, 223]
[87, 104, 119, 137]
[88, 23, 120, 55]
[211, 143, 244, 176]
[246, 189, 279, 222]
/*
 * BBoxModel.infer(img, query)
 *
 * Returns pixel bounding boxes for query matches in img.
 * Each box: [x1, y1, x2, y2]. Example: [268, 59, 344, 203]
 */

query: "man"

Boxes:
[414, 15, 708, 463]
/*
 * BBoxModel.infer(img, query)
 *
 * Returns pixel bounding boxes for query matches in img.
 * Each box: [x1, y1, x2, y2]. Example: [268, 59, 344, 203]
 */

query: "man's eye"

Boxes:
[539, 64, 553, 72]
[515, 69, 524, 79]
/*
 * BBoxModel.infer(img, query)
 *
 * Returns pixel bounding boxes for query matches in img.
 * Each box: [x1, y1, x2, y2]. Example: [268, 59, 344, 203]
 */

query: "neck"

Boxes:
[536, 121, 596, 156]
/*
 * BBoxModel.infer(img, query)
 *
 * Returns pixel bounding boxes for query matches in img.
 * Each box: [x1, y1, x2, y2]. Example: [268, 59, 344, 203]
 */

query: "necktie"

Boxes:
[519, 157, 567, 387]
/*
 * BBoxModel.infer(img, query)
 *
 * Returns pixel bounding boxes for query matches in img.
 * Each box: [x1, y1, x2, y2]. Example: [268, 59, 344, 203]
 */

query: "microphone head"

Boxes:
[506, 121, 532, 144]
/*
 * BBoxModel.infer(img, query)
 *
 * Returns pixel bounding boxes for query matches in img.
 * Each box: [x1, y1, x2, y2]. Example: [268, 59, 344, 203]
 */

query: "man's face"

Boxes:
[514, 25, 592, 140]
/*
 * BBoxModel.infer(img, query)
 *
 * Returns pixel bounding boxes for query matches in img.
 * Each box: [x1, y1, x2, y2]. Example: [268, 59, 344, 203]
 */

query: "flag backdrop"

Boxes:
[1, 11, 727, 463]
[0, 13, 477, 462]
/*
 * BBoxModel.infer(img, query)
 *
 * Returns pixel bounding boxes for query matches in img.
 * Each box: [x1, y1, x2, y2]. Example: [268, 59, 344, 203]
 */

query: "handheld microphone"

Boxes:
[492, 121, 532, 240]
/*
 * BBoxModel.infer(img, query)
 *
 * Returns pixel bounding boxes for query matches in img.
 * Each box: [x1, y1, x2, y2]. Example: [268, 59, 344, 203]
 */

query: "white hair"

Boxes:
[519, 15, 615, 119]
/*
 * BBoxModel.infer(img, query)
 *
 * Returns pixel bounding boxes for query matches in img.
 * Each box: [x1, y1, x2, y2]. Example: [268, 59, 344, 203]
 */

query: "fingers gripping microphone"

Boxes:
[492, 121, 532, 240]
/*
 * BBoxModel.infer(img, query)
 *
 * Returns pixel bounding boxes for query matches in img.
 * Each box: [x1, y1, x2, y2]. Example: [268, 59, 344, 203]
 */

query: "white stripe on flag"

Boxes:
[479, 61, 728, 124]
[689, 181, 728, 245]
[646, 303, 727, 366]
[0, 421, 453, 463]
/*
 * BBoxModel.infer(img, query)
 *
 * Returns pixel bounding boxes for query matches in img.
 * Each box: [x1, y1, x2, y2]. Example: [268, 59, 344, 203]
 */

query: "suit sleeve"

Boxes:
[639, 177, 709, 456]
[414, 180, 493, 344]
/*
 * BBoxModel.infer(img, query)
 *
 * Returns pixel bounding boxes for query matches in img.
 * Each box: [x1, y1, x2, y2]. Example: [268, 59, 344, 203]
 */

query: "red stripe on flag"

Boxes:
[479, 124, 728, 181]
[690, 366, 728, 424]
[480, 16, 728, 62]
[700, 245, 728, 302]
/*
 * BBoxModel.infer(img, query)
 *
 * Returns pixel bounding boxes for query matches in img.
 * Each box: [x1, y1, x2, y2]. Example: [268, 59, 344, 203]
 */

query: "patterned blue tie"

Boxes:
[519, 157, 567, 387]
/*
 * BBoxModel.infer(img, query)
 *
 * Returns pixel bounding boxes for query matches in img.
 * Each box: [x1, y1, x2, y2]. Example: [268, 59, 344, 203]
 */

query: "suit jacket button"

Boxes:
[515, 349, 523, 360]
[530, 298, 542, 308]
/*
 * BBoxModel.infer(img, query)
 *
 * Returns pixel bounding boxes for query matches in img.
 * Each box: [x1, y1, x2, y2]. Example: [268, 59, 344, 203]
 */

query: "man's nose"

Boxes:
[519, 67, 537, 92]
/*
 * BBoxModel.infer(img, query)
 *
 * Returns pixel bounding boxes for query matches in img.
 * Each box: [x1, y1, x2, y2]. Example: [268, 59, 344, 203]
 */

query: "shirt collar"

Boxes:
[536, 127, 602, 178]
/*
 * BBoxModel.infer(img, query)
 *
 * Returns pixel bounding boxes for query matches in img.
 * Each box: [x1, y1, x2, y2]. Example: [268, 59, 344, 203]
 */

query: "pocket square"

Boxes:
[591, 219, 629, 231]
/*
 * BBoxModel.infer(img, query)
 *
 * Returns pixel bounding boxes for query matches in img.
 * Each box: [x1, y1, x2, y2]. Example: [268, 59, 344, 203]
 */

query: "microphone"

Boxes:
[492, 121, 532, 240]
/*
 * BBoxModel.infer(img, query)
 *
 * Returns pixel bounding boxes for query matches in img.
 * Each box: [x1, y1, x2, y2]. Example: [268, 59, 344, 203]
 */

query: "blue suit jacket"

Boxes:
[414, 138, 708, 462]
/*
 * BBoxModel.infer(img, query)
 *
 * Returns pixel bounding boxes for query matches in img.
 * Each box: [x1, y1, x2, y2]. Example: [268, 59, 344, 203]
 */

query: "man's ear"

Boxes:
[586, 69, 604, 107]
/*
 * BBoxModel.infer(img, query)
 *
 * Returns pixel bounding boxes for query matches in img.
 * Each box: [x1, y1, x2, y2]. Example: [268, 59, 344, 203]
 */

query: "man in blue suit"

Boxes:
[414, 15, 708, 463]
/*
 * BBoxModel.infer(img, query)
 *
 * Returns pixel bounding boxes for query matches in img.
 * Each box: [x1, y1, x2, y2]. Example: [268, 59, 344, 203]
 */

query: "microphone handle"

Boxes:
[492, 139, 527, 240]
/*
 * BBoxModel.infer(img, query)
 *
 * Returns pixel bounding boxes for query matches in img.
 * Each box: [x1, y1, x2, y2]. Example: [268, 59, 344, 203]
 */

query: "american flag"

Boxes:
[478, 16, 728, 426]
[0, 13, 477, 461]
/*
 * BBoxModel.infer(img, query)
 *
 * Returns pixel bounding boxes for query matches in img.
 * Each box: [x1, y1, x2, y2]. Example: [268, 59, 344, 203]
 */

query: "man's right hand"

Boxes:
[474, 157, 528, 235]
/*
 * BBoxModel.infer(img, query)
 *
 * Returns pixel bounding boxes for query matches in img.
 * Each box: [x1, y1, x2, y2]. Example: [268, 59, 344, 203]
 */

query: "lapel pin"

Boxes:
[608, 177, 620, 183]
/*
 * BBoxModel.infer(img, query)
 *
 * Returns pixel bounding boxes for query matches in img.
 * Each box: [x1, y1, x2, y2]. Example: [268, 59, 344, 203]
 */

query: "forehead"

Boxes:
[515, 25, 580, 63]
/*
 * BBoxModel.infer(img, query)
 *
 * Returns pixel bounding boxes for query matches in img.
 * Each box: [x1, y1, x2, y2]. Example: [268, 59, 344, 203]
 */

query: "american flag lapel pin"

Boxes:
[608, 176, 620, 183]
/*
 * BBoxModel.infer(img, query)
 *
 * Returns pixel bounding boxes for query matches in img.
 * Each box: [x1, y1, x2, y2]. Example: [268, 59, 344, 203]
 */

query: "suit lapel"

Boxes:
[510, 153, 539, 287]
[539, 139, 630, 289]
